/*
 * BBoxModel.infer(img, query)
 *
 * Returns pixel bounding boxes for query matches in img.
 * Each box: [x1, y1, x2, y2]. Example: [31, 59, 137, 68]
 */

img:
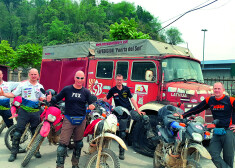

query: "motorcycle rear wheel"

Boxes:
[85, 148, 120, 168]
[21, 134, 44, 167]
[0, 120, 6, 134]
[4, 124, 33, 153]
[186, 159, 202, 168]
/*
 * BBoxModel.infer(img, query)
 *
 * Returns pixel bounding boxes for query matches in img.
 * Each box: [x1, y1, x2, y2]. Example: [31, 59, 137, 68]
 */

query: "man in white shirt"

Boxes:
[0, 68, 45, 162]
[0, 70, 19, 128]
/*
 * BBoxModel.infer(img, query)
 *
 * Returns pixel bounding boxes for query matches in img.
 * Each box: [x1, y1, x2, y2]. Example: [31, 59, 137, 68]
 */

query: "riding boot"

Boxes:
[56, 144, 67, 168]
[119, 145, 125, 160]
[71, 140, 83, 167]
[118, 131, 126, 160]
[8, 131, 21, 162]
[34, 150, 42, 158]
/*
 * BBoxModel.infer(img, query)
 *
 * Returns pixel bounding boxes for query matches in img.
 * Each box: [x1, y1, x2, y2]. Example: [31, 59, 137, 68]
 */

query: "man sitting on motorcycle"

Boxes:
[103, 74, 155, 160]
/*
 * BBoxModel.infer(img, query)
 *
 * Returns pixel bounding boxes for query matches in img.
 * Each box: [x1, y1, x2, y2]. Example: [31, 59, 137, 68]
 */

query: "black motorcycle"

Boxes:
[153, 105, 211, 168]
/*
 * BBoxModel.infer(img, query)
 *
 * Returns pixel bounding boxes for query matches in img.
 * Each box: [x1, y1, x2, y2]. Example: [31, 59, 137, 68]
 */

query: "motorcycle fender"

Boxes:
[40, 121, 51, 138]
[91, 132, 128, 151]
[188, 143, 211, 160]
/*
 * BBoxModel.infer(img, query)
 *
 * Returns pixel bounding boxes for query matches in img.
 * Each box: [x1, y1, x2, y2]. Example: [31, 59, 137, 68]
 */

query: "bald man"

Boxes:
[0, 68, 45, 162]
[47, 70, 94, 168]
[0, 70, 19, 129]
[180, 82, 235, 168]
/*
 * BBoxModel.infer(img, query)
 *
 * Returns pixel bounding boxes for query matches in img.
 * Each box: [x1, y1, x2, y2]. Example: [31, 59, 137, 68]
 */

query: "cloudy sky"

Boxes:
[108, 0, 235, 61]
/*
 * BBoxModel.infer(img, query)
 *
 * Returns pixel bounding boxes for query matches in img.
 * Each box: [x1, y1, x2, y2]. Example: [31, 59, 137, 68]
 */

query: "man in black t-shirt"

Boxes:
[104, 74, 152, 160]
[47, 71, 95, 168]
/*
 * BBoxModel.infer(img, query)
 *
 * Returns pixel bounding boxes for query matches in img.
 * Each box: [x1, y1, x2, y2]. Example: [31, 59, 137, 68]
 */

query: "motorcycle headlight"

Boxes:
[47, 114, 56, 122]
[192, 133, 203, 142]
[14, 101, 21, 107]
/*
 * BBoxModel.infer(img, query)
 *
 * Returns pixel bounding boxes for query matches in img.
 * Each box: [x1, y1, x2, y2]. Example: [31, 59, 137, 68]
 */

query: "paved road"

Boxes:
[0, 129, 230, 168]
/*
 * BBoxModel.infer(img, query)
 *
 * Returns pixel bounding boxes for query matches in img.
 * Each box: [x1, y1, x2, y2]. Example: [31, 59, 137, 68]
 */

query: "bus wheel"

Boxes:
[132, 115, 159, 157]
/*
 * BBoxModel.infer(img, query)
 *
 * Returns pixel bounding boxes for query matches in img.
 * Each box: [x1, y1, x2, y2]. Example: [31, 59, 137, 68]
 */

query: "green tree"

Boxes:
[9, 43, 42, 70]
[0, 40, 15, 65]
[109, 17, 150, 41]
[166, 27, 184, 45]
[45, 18, 73, 45]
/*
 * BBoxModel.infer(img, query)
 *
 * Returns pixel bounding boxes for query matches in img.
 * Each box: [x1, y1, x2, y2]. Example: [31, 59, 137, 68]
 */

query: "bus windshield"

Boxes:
[162, 58, 204, 83]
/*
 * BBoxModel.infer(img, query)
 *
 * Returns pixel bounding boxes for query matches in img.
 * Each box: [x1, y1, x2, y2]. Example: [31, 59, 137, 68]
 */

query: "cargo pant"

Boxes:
[209, 129, 235, 168]
[59, 117, 86, 166]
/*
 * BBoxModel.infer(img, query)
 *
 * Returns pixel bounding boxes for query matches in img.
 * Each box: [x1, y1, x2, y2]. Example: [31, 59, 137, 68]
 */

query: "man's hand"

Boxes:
[173, 113, 183, 119]
[88, 104, 95, 110]
[229, 124, 235, 133]
[103, 97, 108, 102]
[0, 87, 4, 96]
[138, 110, 146, 115]
[46, 91, 52, 102]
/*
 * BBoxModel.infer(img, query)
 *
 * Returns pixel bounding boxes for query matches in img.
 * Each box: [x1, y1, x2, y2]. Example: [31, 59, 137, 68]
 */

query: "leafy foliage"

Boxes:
[109, 17, 150, 41]
[166, 27, 184, 45]
[9, 43, 42, 70]
[0, 40, 15, 65]
[0, 0, 184, 70]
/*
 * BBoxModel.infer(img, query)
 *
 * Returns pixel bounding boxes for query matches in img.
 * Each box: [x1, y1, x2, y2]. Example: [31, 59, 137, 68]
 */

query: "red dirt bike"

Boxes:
[21, 89, 64, 167]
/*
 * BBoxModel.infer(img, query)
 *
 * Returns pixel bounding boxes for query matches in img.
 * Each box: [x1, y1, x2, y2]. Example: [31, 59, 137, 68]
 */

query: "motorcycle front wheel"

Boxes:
[153, 150, 162, 168]
[186, 159, 202, 168]
[21, 134, 44, 167]
[4, 124, 33, 153]
[85, 148, 120, 168]
[0, 120, 6, 134]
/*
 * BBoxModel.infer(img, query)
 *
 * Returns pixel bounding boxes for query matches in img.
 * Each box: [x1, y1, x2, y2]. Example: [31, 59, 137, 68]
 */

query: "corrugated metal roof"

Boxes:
[202, 59, 235, 64]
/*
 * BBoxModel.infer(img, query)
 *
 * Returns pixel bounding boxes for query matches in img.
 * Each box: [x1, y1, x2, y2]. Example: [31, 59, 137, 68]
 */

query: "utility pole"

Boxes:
[201, 29, 208, 69]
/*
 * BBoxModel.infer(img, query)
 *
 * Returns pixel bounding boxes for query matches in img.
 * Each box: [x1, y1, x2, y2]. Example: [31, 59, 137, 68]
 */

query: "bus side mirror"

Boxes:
[145, 70, 153, 81]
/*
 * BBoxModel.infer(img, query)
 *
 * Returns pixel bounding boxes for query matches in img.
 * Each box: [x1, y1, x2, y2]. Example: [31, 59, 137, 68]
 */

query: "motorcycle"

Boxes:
[0, 117, 6, 134]
[4, 96, 33, 153]
[21, 89, 64, 167]
[153, 111, 211, 168]
[84, 102, 127, 168]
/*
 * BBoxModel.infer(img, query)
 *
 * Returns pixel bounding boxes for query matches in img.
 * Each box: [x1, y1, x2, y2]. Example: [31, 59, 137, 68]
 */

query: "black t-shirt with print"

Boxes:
[106, 85, 133, 111]
[183, 95, 235, 128]
[52, 85, 92, 116]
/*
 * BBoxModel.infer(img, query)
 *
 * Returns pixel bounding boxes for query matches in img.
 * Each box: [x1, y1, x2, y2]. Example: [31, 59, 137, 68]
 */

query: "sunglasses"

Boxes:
[76, 77, 84, 80]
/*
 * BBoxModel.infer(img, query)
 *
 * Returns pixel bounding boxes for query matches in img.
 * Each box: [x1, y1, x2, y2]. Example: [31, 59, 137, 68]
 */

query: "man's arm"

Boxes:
[230, 97, 235, 132]
[183, 100, 209, 118]
[3, 92, 15, 98]
[130, 97, 145, 115]
[103, 89, 113, 102]
[0, 88, 15, 98]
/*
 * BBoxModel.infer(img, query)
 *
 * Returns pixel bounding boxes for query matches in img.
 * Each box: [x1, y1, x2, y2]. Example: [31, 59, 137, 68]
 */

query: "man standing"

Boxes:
[47, 70, 94, 168]
[0, 70, 18, 129]
[0, 68, 45, 162]
[180, 82, 235, 168]
[103, 74, 153, 160]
